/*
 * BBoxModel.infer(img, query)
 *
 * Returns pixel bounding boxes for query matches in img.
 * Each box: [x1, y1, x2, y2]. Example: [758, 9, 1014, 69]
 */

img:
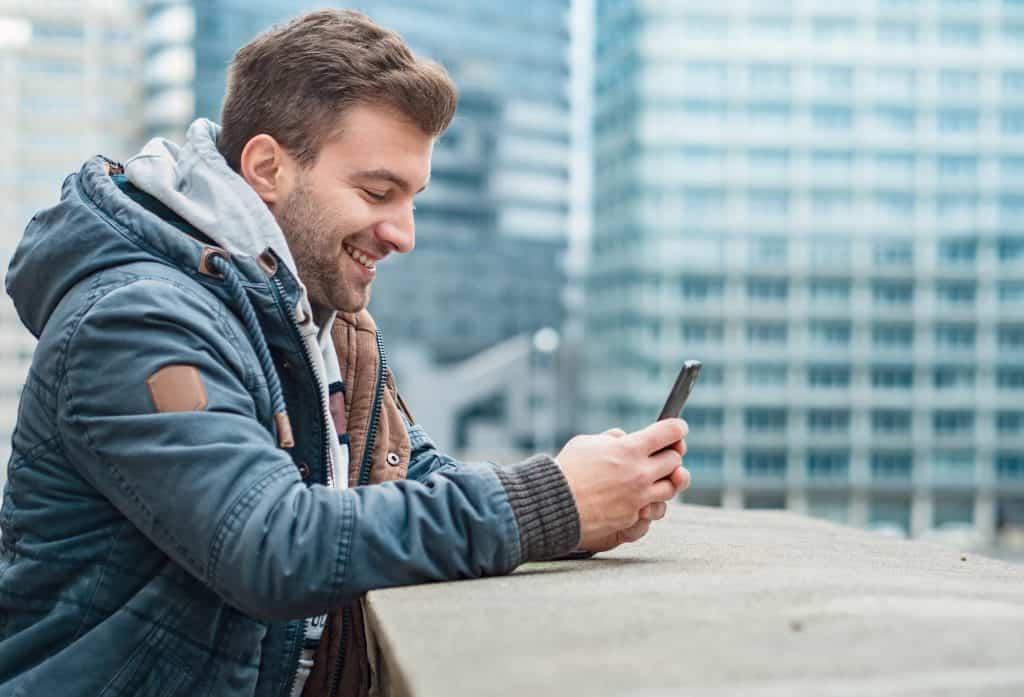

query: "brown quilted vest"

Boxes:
[301, 309, 412, 697]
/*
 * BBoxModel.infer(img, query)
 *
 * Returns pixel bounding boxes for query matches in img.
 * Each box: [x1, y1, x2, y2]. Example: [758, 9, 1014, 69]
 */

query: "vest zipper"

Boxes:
[328, 329, 388, 697]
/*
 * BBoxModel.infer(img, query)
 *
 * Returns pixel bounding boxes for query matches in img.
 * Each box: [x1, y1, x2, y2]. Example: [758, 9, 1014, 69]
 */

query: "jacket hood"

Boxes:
[5, 155, 247, 338]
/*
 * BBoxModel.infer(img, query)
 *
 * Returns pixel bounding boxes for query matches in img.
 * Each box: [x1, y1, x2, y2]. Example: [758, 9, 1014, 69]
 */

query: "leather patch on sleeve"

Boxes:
[146, 365, 209, 413]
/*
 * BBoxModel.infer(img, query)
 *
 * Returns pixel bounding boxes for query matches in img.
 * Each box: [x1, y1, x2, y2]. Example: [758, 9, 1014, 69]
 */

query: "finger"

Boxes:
[670, 466, 692, 492]
[621, 519, 651, 543]
[625, 418, 688, 456]
[646, 477, 680, 504]
[639, 501, 667, 521]
[602, 427, 627, 438]
[646, 447, 684, 481]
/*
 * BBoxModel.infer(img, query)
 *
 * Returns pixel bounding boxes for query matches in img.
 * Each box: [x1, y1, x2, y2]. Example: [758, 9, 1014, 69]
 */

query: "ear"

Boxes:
[238, 134, 296, 207]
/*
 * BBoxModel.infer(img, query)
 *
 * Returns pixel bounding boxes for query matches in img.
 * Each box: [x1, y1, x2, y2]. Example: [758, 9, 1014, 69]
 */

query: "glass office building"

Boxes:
[0, 0, 143, 482]
[588, 0, 1024, 547]
[144, 1, 572, 365]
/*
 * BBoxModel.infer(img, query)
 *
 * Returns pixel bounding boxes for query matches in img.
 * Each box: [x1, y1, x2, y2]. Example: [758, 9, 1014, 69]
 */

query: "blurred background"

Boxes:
[2, 0, 1024, 560]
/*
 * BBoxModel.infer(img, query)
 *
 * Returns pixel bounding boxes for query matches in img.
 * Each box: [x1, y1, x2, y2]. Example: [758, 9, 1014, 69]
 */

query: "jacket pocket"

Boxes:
[98, 626, 192, 697]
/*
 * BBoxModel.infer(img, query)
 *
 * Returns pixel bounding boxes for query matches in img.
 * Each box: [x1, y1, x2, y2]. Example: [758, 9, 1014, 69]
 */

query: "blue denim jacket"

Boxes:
[0, 157, 578, 696]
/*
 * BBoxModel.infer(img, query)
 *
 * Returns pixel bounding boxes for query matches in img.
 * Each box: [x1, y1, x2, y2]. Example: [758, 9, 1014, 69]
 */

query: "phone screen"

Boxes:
[658, 360, 702, 421]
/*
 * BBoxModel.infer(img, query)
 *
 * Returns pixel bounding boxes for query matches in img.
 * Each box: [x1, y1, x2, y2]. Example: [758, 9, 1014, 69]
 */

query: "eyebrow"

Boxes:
[353, 168, 429, 194]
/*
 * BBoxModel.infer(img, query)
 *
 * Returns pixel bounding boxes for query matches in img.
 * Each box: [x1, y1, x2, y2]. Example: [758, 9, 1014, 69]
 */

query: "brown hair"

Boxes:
[218, 9, 457, 170]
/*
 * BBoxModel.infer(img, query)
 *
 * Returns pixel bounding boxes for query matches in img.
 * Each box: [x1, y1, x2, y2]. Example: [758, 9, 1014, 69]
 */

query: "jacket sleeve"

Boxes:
[57, 279, 580, 621]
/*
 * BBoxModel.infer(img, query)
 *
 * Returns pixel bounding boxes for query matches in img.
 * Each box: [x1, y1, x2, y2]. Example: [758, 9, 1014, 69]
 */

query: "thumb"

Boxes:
[625, 418, 688, 455]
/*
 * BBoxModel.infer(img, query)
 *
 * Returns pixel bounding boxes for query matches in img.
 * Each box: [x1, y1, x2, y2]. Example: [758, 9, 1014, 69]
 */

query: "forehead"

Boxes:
[315, 103, 433, 182]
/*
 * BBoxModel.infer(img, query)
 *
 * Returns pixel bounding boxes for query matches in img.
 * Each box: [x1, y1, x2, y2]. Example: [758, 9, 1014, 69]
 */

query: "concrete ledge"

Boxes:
[364, 504, 1024, 697]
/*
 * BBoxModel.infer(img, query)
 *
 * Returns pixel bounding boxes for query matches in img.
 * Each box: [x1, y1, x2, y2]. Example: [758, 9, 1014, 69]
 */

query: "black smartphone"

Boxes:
[658, 360, 702, 421]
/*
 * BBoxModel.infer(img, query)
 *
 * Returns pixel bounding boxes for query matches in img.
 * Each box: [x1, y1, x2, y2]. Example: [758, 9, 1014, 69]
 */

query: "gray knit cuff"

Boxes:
[494, 454, 581, 563]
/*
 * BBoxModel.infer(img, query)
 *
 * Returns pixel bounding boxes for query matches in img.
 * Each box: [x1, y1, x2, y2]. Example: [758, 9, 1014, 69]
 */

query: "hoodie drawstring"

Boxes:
[208, 254, 294, 449]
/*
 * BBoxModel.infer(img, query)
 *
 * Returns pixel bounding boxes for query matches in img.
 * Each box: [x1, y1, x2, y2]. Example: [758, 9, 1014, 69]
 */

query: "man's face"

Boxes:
[274, 103, 433, 313]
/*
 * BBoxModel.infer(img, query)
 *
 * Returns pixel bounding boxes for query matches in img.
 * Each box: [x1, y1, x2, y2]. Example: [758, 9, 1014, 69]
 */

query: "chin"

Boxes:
[334, 290, 371, 314]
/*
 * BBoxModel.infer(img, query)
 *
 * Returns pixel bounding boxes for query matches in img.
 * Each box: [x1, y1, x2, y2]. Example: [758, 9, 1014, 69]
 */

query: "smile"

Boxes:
[343, 243, 377, 271]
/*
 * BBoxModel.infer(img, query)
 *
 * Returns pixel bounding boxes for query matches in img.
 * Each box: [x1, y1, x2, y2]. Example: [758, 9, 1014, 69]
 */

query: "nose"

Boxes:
[375, 206, 415, 254]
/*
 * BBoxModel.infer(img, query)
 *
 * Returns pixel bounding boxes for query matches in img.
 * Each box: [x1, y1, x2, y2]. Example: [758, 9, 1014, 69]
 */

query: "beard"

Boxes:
[276, 176, 370, 313]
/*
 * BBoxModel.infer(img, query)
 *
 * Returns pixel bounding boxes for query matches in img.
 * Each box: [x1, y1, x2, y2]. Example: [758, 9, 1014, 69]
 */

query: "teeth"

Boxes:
[344, 244, 375, 270]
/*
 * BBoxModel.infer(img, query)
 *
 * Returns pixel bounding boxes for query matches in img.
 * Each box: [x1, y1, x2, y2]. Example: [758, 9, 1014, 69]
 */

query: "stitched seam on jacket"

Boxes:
[69, 517, 130, 643]
[0, 587, 261, 664]
[329, 487, 357, 607]
[206, 464, 296, 588]
[58, 277, 255, 580]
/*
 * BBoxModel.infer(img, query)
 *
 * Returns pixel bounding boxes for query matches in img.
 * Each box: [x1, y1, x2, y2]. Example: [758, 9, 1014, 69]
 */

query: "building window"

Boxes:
[936, 281, 976, 306]
[877, 22, 918, 44]
[744, 450, 788, 480]
[685, 450, 724, 481]
[932, 451, 975, 485]
[813, 105, 854, 130]
[997, 411, 1024, 434]
[997, 453, 1024, 481]
[681, 321, 724, 344]
[1004, 111, 1024, 135]
[748, 191, 790, 216]
[873, 280, 914, 305]
[811, 191, 854, 217]
[938, 109, 979, 133]
[807, 452, 850, 481]
[934, 324, 976, 350]
[807, 409, 850, 433]
[999, 325, 1024, 351]
[810, 237, 850, 266]
[937, 238, 977, 264]
[747, 321, 788, 344]
[873, 239, 914, 266]
[939, 22, 981, 46]
[679, 277, 725, 300]
[873, 67, 917, 96]
[808, 320, 852, 347]
[998, 237, 1024, 263]
[749, 64, 791, 90]
[872, 323, 914, 349]
[873, 409, 912, 434]
[937, 155, 978, 179]
[813, 18, 857, 41]
[747, 363, 788, 386]
[748, 102, 791, 126]
[748, 149, 790, 175]
[685, 61, 729, 89]
[685, 408, 725, 431]
[811, 150, 854, 177]
[808, 279, 851, 305]
[1003, 70, 1024, 95]
[745, 408, 787, 433]
[998, 366, 1024, 389]
[748, 236, 788, 263]
[1000, 282, 1024, 304]
[871, 452, 913, 481]
[934, 365, 976, 389]
[934, 410, 974, 435]
[938, 69, 980, 95]
[872, 365, 914, 388]
[747, 278, 789, 302]
[875, 192, 915, 217]
[813, 66, 855, 92]
[808, 365, 851, 388]
[874, 107, 916, 132]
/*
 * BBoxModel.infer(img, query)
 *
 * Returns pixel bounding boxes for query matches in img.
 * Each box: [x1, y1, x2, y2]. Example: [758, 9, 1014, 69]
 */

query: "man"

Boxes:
[0, 9, 689, 697]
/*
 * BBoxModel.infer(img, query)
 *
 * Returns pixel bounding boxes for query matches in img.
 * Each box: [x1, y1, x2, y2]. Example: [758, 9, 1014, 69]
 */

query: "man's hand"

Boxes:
[556, 419, 690, 553]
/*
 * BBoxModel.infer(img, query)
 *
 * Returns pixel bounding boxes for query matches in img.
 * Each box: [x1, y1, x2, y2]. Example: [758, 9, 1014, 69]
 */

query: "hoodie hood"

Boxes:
[123, 117, 342, 378]
[6, 121, 346, 485]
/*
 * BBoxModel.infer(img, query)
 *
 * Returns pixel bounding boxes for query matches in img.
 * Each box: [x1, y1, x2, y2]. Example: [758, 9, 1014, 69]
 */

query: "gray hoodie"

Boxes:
[125, 118, 348, 487]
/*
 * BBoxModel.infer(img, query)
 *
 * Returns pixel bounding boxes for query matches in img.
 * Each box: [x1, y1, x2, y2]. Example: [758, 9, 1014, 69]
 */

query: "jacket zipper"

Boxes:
[327, 329, 388, 697]
[269, 275, 333, 697]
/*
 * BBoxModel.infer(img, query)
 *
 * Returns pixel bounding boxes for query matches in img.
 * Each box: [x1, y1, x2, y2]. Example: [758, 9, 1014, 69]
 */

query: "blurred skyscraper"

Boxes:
[144, 1, 571, 364]
[0, 0, 144, 480]
[588, 0, 1024, 549]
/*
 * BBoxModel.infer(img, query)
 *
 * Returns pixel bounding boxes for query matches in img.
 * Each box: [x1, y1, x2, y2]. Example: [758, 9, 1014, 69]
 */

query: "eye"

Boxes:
[362, 189, 387, 202]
